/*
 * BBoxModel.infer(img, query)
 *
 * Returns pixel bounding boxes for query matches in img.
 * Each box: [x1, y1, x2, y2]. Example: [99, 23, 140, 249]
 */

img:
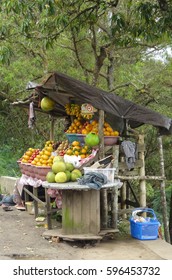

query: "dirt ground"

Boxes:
[0, 206, 172, 260]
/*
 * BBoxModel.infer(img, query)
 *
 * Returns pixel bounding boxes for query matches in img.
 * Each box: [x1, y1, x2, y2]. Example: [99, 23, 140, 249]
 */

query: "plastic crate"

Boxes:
[83, 167, 115, 183]
[130, 208, 160, 240]
[65, 133, 85, 144]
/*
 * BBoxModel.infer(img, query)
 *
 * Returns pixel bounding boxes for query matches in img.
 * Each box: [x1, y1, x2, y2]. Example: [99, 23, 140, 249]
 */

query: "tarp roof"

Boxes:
[13, 71, 172, 135]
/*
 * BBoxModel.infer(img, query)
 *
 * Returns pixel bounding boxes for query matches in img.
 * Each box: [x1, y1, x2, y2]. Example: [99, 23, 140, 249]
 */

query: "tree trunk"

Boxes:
[158, 135, 170, 243]
[169, 188, 172, 244]
[138, 134, 146, 207]
[107, 47, 115, 91]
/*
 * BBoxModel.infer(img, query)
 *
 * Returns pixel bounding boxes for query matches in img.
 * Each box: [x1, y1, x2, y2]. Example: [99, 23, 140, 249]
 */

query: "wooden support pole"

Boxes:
[121, 181, 127, 218]
[98, 109, 108, 228]
[138, 134, 146, 207]
[120, 156, 127, 218]
[111, 145, 119, 229]
[98, 109, 105, 159]
[158, 135, 170, 243]
[114, 175, 165, 180]
[100, 190, 108, 229]
[50, 116, 55, 141]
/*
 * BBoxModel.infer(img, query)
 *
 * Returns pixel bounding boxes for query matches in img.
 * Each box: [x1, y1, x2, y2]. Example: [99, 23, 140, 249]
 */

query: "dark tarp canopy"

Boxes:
[14, 71, 172, 135]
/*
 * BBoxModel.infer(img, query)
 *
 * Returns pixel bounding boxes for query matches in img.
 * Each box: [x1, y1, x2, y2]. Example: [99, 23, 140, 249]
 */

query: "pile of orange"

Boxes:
[66, 118, 119, 137]
[66, 118, 83, 134]
[31, 141, 55, 167]
[66, 141, 92, 159]
[21, 148, 39, 163]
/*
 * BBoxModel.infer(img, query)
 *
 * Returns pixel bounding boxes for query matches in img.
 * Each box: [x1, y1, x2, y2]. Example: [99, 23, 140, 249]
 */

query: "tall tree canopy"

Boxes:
[0, 0, 172, 180]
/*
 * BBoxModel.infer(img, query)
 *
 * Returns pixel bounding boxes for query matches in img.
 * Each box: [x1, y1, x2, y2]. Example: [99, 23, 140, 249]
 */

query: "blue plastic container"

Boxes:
[130, 208, 160, 240]
[65, 133, 85, 144]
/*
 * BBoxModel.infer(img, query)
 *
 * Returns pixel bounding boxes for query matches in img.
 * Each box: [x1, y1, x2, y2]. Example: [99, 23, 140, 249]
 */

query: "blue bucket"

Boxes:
[130, 208, 160, 240]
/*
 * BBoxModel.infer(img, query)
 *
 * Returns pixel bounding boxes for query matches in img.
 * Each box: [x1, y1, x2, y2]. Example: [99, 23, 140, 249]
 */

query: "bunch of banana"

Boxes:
[65, 103, 81, 117]
[81, 113, 93, 120]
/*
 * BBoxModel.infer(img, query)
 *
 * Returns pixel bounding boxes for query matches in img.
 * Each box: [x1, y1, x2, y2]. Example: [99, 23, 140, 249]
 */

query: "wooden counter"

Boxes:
[42, 181, 119, 239]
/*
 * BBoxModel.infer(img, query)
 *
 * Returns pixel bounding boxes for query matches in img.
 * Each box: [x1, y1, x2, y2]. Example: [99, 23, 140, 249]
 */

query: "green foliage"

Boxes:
[151, 183, 172, 224]
[0, 145, 21, 177]
[0, 0, 172, 223]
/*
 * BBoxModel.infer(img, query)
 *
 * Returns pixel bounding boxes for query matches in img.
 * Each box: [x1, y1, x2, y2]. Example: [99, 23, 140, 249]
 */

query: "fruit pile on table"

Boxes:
[17, 100, 119, 182]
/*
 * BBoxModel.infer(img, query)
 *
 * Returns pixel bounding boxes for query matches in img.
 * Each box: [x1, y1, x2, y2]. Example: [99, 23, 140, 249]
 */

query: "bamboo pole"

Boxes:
[158, 135, 170, 243]
[169, 189, 172, 244]
[98, 109, 108, 228]
[120, 156, 127, 218]
[138, 135, 146, 207]
[111, 145, 119, 229]
[98, 109, 105, 159]
[114, 175, 165, 180]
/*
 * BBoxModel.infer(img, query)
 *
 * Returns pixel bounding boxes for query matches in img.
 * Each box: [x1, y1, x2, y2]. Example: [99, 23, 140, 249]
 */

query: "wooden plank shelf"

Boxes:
[42, 228, 119, 241]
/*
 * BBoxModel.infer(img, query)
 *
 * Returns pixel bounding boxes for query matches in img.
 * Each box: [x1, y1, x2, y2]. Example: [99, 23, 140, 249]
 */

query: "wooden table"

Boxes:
[23, 184, 46, 218]
[42, 181, 119, 240]
[16, 174, 46, 218]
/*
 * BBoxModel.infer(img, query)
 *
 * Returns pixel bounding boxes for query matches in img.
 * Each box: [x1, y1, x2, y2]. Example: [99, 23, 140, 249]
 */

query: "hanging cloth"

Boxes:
[28, 101, 35, 129]
[121, 140, 137, 170]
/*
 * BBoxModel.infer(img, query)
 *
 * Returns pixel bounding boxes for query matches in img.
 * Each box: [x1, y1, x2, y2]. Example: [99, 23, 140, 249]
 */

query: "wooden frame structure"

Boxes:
[94, 109, 170, 243]
[12, 72, 171, 243]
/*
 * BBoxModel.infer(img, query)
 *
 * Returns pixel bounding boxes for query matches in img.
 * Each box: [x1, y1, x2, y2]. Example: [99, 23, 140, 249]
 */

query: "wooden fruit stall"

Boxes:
[13, 72, 172, 242]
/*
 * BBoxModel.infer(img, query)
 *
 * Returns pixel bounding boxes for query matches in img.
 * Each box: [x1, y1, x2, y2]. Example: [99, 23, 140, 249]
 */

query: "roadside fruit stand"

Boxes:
[14, 71, 172, 242]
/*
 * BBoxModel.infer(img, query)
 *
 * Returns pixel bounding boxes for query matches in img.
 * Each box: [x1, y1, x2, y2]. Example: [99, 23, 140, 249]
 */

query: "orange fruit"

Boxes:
[44, 150, 51, 156]
[80, 154, 86, 159]
[83, 145, 88, 150]
[25, 151, 32, 156]
[72, 141, 80, 146]
[23, 155, 30, 160]
[73, 145, 81, 151]
[81, 129, 87, 134]
[81, 148, 87, 154]
[46, 146, 53, 152]
[66, 149, 73, 155]
[74, 150, 79, 156]
[36, 154, 41, 159]
[42, 154, 49, 160]
[91, 120, 98, 126]
[106, 126, 113, 132]
[113, 130, 119, 136]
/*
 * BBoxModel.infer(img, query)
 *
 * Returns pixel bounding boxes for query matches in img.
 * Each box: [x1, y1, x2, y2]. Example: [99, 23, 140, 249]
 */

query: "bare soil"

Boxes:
[0, 206, 171, 260]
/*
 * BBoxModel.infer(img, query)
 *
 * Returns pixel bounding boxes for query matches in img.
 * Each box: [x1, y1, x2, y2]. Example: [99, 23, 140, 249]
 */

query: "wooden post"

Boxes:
[45, 190, 52, 230]
[111, 145, 119, 229]
[50, 116, 55, 141]
[98, 109, 108, 228]
[138, 134, 146, 207]
[98, 109, 104, 159]
[158, 135, 170, 243]
[120, 156, 127, 218]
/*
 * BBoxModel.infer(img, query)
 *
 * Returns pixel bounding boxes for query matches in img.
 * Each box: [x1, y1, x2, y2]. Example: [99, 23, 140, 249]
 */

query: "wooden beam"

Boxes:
[114, 175, 166, 180]
[138, 135, 146, 207]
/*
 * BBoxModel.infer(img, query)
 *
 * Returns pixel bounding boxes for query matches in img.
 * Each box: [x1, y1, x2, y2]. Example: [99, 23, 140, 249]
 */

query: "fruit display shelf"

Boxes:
[65, 133, 85, 144]
[65, 133, 119, 146]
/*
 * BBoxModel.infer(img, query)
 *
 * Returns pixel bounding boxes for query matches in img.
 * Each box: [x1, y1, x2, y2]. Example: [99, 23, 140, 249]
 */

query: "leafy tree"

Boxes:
[0, 1, 172, 232]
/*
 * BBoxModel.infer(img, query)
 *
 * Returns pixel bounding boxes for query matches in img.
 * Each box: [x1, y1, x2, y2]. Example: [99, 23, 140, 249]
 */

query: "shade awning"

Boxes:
[12, 71, 172, 135]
